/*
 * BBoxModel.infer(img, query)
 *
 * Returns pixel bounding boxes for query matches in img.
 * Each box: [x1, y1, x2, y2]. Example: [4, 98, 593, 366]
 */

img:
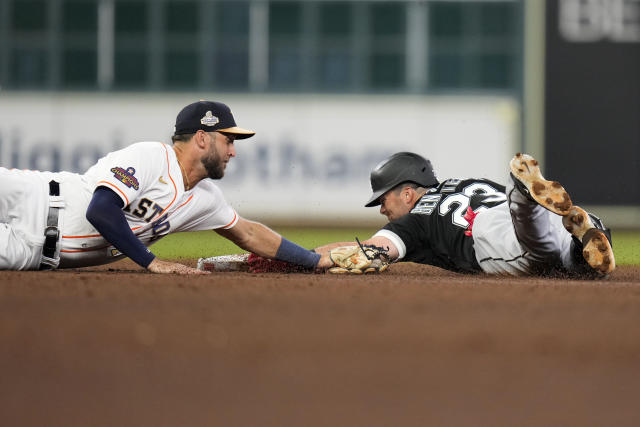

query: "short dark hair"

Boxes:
[171, 132, 194, 144]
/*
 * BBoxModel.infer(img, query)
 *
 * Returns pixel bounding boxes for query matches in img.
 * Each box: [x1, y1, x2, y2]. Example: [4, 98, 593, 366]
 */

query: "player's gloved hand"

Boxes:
[328, 240, 390, 274]
[247, 253, 310, 273]
[147, 258, 210, 275]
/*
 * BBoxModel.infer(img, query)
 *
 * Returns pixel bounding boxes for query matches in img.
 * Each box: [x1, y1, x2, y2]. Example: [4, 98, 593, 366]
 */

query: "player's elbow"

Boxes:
[86, 187, 124, 230]
[217, 218, 268, 253]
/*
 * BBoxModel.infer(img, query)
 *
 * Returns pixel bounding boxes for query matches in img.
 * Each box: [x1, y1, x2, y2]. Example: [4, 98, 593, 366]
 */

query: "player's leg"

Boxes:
[509, 153, 615, 276]
[471, 202, 551, 275]
[505, 174, 567, 274]
[0, 168, 49, 270]
[0, 224, 42, 269]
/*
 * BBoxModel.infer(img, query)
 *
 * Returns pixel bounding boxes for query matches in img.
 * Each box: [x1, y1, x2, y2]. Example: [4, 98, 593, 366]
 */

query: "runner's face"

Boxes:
[202, 132, 236, 179]
[379, 188, 412, 221]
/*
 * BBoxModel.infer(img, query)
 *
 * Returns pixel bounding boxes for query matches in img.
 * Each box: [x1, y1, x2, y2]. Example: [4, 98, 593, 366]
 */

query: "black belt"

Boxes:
[39, 180, 61, 270]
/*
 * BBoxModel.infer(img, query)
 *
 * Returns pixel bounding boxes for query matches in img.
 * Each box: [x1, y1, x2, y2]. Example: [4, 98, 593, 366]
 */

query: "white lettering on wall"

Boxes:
[0, 94, 517, 221]
[559, 0, 640, 42]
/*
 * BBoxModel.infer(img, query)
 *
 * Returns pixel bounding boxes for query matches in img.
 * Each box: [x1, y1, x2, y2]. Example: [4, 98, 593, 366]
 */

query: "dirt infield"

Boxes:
[2, 261, 640, 427]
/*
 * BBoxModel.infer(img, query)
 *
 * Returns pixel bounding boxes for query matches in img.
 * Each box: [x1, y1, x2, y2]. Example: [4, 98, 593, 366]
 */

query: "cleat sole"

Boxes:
[582, 229, 616, 275]
[563, 206, 616, 275]
[510, 153, 572, 215]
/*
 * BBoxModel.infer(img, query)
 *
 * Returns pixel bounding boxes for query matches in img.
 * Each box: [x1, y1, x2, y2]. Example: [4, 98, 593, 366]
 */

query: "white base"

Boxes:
[197, 254, 250, 272]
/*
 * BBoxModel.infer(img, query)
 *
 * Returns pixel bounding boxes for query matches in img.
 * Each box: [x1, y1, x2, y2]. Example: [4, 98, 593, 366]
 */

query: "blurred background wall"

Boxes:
[0, 0, 637, 227]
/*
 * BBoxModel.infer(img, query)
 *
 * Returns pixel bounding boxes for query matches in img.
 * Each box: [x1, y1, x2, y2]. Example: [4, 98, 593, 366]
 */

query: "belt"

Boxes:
[39, 180, 63, 270]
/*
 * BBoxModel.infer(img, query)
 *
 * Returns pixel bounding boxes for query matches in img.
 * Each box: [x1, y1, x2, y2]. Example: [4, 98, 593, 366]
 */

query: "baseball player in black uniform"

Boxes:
[316, 152, 615, 277]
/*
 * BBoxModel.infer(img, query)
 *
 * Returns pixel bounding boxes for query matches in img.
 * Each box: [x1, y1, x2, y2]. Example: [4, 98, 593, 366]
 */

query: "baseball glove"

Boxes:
[328, 239, 390, 274]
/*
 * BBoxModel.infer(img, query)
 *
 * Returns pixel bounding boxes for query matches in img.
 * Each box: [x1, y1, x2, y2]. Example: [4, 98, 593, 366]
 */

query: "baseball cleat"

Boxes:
[562, 206, 615, 275]
[509, 153, 572, 215]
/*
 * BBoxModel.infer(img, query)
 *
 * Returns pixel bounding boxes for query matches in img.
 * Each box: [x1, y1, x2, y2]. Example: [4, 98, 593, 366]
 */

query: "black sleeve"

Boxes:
[383, 214, 428, 262]
[86, 186, 156, 268]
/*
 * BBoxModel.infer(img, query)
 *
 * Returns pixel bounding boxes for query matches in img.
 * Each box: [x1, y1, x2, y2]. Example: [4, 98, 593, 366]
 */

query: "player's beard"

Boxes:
[201, 146, 225, 180]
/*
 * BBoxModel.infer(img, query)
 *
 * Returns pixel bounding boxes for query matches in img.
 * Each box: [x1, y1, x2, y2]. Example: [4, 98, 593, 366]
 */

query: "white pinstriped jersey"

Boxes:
[57, 141, 237, 267]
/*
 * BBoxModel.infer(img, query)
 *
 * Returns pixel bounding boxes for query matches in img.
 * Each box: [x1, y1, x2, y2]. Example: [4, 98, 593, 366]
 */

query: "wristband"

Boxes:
[275, 238, 321, 269]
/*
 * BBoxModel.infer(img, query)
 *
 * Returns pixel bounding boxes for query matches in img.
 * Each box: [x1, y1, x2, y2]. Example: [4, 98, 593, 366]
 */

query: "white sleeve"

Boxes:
[178, 182, 239, 231]
[373, 229, 407, 260]
[86, 142, 163, 207]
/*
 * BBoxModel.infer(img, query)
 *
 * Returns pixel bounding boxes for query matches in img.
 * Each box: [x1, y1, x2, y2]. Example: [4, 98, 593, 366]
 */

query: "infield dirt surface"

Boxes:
[2, 261, 640, 427]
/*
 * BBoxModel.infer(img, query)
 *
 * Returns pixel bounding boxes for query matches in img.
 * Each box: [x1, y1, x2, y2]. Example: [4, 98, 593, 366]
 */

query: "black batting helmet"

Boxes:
[365, 152, 439, 207]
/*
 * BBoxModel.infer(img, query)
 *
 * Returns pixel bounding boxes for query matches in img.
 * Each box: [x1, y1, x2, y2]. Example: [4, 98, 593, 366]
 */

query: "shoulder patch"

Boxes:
[111, 166, 140, 190]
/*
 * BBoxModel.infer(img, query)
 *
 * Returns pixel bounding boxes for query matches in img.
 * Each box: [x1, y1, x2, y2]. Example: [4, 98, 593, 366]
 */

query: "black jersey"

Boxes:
[382, 178, 507, 273]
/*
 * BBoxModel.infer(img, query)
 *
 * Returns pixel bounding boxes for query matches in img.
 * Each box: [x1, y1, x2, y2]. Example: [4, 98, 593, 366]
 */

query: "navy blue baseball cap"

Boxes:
[174, 100, 255, 139]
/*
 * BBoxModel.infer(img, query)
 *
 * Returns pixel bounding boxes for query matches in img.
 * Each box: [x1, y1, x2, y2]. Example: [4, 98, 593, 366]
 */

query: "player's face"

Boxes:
[202, 132, 236, 179]
[379, 189, 412, 221]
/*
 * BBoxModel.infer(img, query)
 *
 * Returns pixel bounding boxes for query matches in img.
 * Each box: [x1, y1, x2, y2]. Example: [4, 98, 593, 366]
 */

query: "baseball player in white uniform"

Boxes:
[0, 101, 327, 274]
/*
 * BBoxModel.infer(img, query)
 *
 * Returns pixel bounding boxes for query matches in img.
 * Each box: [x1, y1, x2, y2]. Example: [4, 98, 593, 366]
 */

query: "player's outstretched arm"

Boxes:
[215, 217, 321, 270]
[216, 217, 281, 257]
[87, 187, 209, 274]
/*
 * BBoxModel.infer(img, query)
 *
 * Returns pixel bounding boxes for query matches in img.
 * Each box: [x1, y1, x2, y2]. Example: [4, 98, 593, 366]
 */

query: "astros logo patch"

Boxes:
[111, 166, 140, 190]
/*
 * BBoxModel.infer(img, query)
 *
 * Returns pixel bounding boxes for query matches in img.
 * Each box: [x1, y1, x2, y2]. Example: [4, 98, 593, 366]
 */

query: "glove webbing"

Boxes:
[355, 237, 390, 261]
